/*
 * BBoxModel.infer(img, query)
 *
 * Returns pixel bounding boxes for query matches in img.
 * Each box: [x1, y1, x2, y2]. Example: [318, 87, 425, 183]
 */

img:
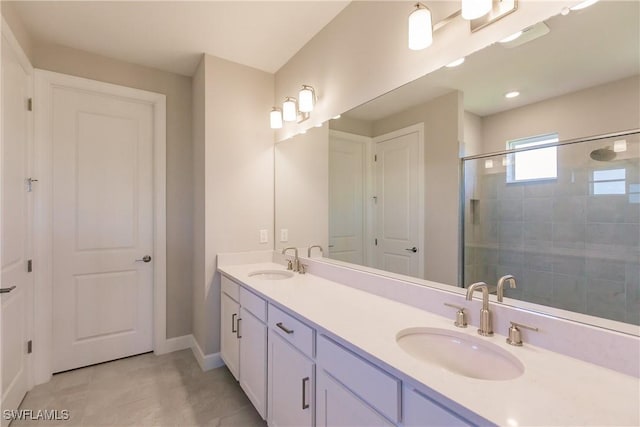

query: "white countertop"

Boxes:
[219, 262, 640, 426]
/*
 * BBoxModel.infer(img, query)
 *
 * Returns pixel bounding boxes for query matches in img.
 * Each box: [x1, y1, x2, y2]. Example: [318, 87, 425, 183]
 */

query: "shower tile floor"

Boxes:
[13, 350, 266, 427]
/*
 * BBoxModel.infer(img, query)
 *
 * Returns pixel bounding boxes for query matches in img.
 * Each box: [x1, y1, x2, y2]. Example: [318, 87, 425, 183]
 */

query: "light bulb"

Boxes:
[408, 4, 433, 51]
[505, 91, 520, 99]
[283, 97, 297, 122]
[299, 85, 315, 113]
[270, 108, 283, 129]
[461, 0, 492, 20]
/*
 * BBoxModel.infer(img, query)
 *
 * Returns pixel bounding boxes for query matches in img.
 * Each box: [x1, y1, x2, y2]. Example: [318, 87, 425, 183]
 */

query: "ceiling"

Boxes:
[346, 1, 640, 120]
[10, 1, 350, 76]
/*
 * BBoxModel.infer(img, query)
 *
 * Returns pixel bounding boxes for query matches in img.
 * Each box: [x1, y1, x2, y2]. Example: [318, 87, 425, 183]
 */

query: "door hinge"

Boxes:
[27, 259, 32, 273]
[27, 98, 33, 111]
[374, 154, 377, 162]
[374, 238, 378, 246]
[27, 340, 33, 354]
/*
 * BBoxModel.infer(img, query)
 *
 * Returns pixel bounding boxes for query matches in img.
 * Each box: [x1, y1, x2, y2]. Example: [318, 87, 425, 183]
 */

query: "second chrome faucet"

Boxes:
[465, 282, 493, 336]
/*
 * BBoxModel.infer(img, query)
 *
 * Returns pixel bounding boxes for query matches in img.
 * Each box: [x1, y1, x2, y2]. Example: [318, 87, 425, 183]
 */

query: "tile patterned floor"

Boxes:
[14, 350, 266, 427]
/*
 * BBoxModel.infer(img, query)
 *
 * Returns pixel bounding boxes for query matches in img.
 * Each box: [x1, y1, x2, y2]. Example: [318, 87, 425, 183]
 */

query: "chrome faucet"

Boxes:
[497, 275, 517, 302]
[465, 282, 493, 337]
[282, 247, 300, 272]
[307, 245, 324, 258]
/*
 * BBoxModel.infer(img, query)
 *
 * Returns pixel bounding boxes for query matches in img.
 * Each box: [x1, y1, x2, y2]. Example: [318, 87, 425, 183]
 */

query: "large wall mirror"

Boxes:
[275, 1, 640, 333]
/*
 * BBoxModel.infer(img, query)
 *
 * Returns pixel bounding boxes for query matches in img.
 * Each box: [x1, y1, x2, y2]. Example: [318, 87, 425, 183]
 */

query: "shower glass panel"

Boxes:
[462, 132, 640, 325]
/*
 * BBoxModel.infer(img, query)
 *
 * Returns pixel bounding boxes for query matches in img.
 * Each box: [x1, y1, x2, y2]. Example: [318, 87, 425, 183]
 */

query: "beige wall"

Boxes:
[274, 1, 576, 140]
[275, 125, 329, 252]
[373, 91, 463, 285]
[482, 75, 640, 152]
[330, 115, 373, 137]
[194, 54, 274, 354]
[1, 1, 34, 61]
[32, 44, 194, 339]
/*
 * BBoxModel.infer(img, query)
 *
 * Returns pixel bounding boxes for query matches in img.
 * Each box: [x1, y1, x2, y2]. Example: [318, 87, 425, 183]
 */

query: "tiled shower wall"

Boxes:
[464, 134, 640, 325]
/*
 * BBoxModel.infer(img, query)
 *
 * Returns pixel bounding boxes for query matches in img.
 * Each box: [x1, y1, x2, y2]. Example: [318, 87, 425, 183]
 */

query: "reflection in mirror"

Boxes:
[274, 1, 639, 331]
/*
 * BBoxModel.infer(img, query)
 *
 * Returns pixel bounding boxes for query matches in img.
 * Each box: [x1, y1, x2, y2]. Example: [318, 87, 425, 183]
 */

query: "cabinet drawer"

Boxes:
[240, 286, 267, 323]
[221, 275, 239, 301]
[317, 335, 400, 423]
[268, 304, 314, 357]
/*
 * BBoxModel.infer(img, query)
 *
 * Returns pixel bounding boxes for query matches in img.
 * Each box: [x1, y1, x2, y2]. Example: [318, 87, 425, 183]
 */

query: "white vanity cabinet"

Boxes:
[402, 386, 473, 427]
[267, 304, 315, 427]
[220, 276, 268, 419]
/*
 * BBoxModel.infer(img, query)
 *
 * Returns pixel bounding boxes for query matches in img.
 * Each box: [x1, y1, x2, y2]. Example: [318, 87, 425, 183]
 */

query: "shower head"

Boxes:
[590, 147, 616, 162]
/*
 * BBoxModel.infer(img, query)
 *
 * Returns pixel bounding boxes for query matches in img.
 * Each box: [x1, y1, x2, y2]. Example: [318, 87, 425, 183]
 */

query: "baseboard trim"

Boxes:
[190, 336, 225, 371]
[155, 334, 193, 355]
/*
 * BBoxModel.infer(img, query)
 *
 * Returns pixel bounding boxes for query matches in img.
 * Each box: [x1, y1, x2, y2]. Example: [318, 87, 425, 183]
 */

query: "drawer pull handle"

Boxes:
[231, 313, 237, 333]
[302, 377, 310, 410]
[276, 322, 294, 334]
[236, 318, 242, 339]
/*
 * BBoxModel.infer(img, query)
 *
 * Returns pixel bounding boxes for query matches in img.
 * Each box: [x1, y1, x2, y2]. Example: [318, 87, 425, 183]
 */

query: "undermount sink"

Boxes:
[396, 327, 524, 381]
[248, 270, 294, 280]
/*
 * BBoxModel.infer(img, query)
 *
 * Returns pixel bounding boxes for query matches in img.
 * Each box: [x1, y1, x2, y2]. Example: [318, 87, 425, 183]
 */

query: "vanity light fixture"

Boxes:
[505, 91, 520, 99]
[282, 97, 298, 122]
[446, 57, 465, 68]
[570, 0, 599, 11]
[461, 0, 492, 20]
[499, 30, 523, 43]
[270, 107, 283, 129]
[408, 3, 433, 50]
[299, 85, 316, 113]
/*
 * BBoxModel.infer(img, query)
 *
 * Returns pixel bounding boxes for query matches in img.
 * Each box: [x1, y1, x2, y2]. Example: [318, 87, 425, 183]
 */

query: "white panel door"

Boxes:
[220, 291, 240, 380]
[268, 331, 314, 427]
[329, 133, 366, 265]
[374, 130, 421, 277]
[316, 370, 393, 427]
[1, 30, 33, 424]
[239, 307, 267, 419]
[51, 81, 154, 373]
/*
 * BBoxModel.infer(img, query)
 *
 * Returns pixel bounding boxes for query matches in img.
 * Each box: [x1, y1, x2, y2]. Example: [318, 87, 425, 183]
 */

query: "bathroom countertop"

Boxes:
[218, 262, 640, 426]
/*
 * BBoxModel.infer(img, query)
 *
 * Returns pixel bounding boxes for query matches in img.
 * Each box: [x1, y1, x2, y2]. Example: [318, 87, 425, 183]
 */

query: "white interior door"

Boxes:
[1, 29, 33, 423]
[374, 127, 423, 277]
[50, 76, 154, 373]
[329, 132, 367, 264]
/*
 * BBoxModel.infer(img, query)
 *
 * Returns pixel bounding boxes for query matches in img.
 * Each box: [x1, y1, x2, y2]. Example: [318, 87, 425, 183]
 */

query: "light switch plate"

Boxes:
[280, 229, 288, 242]
[259, 229, 268, 244]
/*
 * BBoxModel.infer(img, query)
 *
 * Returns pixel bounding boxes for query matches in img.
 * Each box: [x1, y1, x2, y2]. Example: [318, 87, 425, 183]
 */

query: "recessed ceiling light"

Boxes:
[570, 0, 599, 11]
[499, 31, 523, 43]
[332, 115, 341, 120]
[505, 91, 520, 99]
[446, 58, 465, 68]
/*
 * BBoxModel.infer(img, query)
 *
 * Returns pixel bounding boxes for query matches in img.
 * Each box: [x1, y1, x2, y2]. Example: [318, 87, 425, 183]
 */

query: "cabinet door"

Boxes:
[239, 307, 267, 419]
[317, 370, 393, 427]
[221, 292, 240, 380]
[268, 331, 314, 427]
[403, 386, 472, 427]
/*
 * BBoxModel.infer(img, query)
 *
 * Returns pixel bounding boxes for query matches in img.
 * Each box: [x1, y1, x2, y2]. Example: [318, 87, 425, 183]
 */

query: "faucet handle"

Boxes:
[286, 259, 293, 271]
[444, 303, 468, 328]
[506, 321, 539, 346]
[299, 264, 307, 275]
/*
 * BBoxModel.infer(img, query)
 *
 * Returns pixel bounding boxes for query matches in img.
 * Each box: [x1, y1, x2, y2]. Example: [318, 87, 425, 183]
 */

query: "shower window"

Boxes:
[590, 168, 626, 195]
[506, 133, 558, 183]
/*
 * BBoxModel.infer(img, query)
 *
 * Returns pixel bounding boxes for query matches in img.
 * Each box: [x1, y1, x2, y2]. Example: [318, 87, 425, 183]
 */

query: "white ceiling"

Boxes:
[346, 1, 640, 120]
[11, 1, 350, 76]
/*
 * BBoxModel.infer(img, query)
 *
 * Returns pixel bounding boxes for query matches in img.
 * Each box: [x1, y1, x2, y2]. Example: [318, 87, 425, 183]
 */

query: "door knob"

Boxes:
[0, 285, 16, 294]
[405, 247, 418, 253]
[135, 255, 152, 263]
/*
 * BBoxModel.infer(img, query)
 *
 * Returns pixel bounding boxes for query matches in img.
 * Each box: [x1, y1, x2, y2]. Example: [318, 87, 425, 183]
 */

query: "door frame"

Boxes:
[33, 70, 167, 384]
[372, 123, 425, 279]
[328, 129, 374, 266]
[1, 15, 36, 395]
